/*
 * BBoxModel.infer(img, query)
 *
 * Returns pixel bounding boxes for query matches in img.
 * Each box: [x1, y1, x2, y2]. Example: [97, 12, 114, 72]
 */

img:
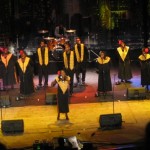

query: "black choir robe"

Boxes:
[17, 57, 34, 95]
[52, 76, 70, 113]
[0, 53, 17, 86]
[63, 50, 75, 94]
[117, 46, 132, 81]
[96, 56, 112, 92]
[139, 54, 150, 86]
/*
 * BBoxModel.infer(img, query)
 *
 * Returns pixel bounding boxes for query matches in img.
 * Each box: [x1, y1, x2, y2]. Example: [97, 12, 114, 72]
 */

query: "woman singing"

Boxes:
[138, 48, 150, 91]
[51, 70, 70, 120]
[95, 51, 112, 97]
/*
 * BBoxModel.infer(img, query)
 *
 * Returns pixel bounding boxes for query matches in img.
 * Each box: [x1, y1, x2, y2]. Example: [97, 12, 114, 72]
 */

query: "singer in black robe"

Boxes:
[117, 40, 132, 82]
[63, 42, 75, 95]
[37, 40, 49, 87]
[74, 38, 88, 85]
[138, 48, 150, 90]
[51, 70, 70, 120]
[0, 48, 17, 89]
[95, 51, 112, 96]
[17, 51, 34, 95]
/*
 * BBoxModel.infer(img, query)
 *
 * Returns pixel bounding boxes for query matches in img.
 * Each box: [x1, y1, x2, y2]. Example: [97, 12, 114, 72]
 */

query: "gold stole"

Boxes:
[1, 53, 12, 67]
[63, 51, 74, 70]
[18, 57, 30, 73]
[37, 47, 49, 65]
[75, 44, 84, 62]
[56, 76, 70, 94]
[97, 56, 110, 64]
[117, 46, 129, 61]
[139, 54, 150, 61]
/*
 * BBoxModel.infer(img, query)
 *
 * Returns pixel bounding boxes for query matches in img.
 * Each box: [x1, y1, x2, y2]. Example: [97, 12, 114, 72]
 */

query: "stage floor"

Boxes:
[0, 66, 150, 149]
[1, 65, 150, 107]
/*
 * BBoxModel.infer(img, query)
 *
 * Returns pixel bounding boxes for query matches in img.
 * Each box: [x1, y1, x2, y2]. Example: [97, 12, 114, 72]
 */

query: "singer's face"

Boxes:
[61, 70, 66, 77]
[4, 48, 8, 54]
[121, 42, 125, 47]
[21, 53, 26, 59]
[76, 39, 81, 44]
[65, 44, 70, 51]
[142, 51, 146, 55]
[40, 42, 45, 47]
[100, 52, 104, 58]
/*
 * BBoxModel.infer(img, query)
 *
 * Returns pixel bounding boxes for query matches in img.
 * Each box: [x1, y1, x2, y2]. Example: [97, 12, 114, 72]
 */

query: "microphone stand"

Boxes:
[87, 33, 99, 62]
[112, 74, 116, 114]
[18, 60, 25, 100]
[16, 34, 19, 49]
[22, 62, 25, 99]
[102, 66, 106, 98]
[88, 49, 99, 62]
[4, 56, 8, 91]
[0, 87, 3, 121]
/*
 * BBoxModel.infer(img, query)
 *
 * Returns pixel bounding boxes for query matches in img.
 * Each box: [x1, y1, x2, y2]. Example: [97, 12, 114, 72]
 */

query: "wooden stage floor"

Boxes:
[0, 67, 150, 149]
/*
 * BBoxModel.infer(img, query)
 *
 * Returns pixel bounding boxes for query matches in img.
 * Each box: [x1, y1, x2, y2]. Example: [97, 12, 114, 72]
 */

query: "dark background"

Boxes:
[0, 0, 149, 64]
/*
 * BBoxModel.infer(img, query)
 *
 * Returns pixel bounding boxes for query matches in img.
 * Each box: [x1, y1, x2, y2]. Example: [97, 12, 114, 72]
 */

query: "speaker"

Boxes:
[1, 119, 24, 134]
[45, 93, 57, 105]
[127, 87, 146, 100]
[0, 95, 11, 107]
[99, 113, 122, 130]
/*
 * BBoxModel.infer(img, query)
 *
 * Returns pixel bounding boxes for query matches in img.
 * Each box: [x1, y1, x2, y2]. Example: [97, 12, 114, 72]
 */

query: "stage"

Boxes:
[1, 63, 150, 107]
[0, 66, 150, 149]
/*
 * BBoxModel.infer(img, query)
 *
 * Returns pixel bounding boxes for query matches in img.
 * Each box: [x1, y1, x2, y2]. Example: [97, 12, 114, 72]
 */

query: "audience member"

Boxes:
[54, 137, 70, 150]
[143, 122, 150, 150]
[0, 142, 7, 150]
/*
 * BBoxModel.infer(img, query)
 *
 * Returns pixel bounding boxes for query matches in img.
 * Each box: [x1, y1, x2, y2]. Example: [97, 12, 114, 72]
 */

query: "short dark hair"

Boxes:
[99, 51, 107, 59]
[64, 42, 71, 47]
[58, 137, 65, 146]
